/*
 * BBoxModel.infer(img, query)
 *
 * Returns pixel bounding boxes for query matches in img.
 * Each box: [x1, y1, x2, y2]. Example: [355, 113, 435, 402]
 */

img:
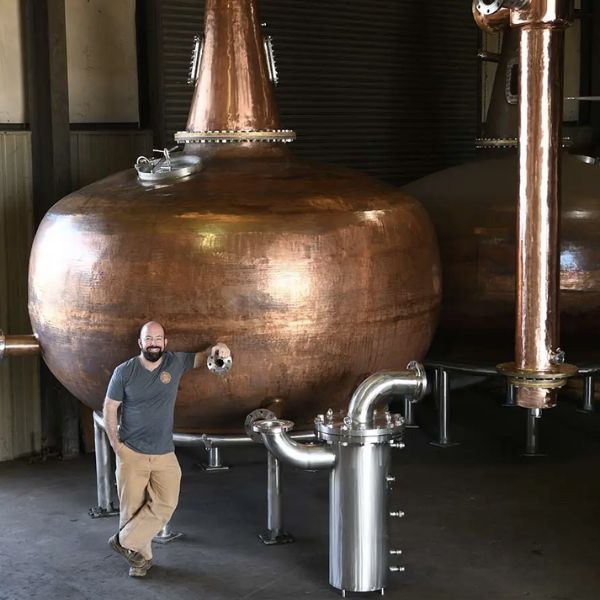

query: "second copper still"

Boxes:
[26, 0, 441, 432]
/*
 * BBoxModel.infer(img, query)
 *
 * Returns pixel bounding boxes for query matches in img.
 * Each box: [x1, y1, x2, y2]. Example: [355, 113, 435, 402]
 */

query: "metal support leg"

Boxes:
[89, 414, 119, 518]
[152, 520, 183, 544]
[523, 408, 544, 457]
[503, 383, 517, 407]
[403, 397, 418, 428]
[577, 375, 594, 414]
[201, 445, 230, 471]
[430, 368, 459, 447]
[258, 452, 293, 544]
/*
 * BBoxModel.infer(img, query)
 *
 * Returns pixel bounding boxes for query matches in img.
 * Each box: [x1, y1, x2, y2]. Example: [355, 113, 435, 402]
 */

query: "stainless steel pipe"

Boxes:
[348, 362, 426, 425]
[430, 369, 458, 448]
[525, 408, 542, 455]
[258, 453, 293, 544]
[256, 420, 335, 470]
[88, 414, 118, 518]
[403, 397, 416, 427]
[581, 376, 594, 413]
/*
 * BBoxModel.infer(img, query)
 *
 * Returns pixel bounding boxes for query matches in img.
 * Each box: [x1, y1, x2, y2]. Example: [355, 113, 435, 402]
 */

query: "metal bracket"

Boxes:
[187, 35, 203, 85]
[505, 57, 519, 105]
[88, 503, 119, 519]
[152, 523, 183, 544]
[263, 35, 278, 86]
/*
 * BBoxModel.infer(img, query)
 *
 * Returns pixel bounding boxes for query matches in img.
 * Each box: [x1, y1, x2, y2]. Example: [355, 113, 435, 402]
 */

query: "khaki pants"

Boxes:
[116, 444, 181, 560]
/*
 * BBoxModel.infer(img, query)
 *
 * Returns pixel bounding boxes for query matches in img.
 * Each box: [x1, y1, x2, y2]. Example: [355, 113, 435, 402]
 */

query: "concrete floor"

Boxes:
[1, 379, 600, 600]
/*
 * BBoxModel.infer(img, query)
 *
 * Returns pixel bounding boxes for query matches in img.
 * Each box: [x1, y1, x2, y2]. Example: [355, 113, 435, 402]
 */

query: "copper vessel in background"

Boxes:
[28, 0, 441, 432]
[404, 152, 600, 340]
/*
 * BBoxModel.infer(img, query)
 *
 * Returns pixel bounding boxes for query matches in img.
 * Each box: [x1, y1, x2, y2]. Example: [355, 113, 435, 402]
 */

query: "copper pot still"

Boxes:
[28, 0, 441, 432]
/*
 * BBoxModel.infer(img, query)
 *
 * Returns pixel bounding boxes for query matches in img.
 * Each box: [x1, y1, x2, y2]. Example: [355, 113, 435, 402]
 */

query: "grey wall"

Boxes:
[0, 129, 152, 461]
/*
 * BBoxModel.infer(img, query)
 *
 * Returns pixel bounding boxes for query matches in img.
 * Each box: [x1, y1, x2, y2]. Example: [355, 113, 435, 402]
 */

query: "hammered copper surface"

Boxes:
[29, 158, 441, 431]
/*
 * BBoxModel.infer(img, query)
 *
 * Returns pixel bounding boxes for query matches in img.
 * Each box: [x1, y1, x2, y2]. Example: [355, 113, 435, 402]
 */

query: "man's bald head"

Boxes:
[138, 321, 168, 362]
[140, 321, 165, 340]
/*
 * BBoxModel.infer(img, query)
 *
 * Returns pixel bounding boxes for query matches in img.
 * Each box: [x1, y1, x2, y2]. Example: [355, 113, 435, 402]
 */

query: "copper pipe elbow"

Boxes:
[0, 331, 41, 360]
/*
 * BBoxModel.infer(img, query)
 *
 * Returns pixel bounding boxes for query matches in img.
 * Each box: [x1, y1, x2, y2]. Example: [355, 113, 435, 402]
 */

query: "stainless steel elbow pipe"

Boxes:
[254, 419, 335, 470]
[253, 362, 426, 596]
[348, 361, 427, 426]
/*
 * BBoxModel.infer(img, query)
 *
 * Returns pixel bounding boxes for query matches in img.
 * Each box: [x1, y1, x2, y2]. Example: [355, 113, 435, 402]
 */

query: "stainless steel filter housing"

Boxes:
[315, 411, 404, 593]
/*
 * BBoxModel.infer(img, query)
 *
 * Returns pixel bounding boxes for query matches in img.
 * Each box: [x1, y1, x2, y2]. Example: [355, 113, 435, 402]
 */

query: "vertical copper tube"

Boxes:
[185, 0, 280, 133]
[513, 3, 570, 408]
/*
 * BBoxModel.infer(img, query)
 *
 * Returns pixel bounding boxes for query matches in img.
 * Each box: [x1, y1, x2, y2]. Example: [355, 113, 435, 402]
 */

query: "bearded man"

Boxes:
[103, 320, 229, 576]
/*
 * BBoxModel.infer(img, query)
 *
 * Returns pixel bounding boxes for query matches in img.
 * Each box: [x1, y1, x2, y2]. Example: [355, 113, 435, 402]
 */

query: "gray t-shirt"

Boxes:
[107, 351, 195, 454]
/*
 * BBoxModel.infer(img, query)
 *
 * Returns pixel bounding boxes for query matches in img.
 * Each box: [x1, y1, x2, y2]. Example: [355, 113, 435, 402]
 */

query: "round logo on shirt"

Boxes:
[160, 371, 172, 384]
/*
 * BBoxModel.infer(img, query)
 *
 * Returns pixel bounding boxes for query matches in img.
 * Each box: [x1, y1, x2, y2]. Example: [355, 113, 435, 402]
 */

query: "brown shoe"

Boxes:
[129, 559, 153, 577]
[108, 533, 146, 568]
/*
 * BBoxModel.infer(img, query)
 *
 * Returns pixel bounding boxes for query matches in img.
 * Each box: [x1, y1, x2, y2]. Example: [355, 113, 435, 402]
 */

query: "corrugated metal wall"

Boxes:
[71, 130, 153, 188]
[154, 0, 479, 185]
[0, 129, 152, 461]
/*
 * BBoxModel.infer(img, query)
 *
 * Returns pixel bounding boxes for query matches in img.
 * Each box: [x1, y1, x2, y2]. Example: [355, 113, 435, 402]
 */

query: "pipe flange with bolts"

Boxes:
[475, 0, 529, 15]
[207, 343, 232, 375]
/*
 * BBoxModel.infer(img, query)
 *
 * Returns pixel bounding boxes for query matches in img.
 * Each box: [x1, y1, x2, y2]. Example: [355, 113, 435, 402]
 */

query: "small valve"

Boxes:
[386, 475, 396, 488]
[389, 441, 405, 449]
[389, 566, 405, 573]
[389, 510, 405, 518]
[550, 347, 565, 365]
[389, 549, 402, 555]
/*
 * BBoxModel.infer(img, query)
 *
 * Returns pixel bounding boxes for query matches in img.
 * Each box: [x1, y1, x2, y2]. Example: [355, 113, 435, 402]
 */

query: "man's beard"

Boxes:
[142, 346, 164, 362]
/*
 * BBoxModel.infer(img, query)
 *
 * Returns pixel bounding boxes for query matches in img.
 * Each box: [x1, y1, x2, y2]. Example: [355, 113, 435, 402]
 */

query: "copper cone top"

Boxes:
[185, 0, 281, 135]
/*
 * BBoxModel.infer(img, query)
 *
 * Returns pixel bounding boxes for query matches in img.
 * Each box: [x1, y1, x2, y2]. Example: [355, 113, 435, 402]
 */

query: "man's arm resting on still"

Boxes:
[103, 396, 123, 453]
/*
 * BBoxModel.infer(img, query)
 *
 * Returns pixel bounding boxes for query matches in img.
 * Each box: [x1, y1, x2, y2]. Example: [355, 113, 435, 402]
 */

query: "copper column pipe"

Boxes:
[474, 0, 576, 409]
[0, 331, 40, 360]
